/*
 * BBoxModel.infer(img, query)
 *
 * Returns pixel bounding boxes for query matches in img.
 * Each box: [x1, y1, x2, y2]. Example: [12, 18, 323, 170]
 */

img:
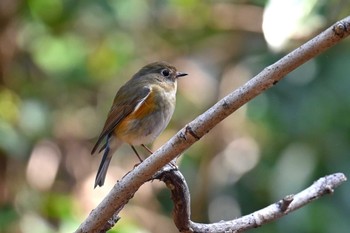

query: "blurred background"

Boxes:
[0, 0, 349, 232]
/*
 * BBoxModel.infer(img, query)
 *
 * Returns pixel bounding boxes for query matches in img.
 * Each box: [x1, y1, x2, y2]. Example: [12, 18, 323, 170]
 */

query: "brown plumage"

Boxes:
[92, 61, 187, 187]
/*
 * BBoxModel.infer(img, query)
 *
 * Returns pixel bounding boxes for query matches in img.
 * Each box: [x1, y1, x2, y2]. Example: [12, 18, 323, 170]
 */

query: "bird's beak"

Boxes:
[176, 71, 188, 78]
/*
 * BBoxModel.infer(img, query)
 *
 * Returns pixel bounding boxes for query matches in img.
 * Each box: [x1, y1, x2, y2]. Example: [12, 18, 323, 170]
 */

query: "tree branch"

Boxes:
[75, 16, 350, 233]
[183, 173, 346, 233]
[155, 166, 192, 232]
[158, 169, 347, 233]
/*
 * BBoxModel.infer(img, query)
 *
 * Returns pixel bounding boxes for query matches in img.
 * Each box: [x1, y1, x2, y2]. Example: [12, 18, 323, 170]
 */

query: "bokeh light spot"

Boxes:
[26, 140, 61, 191]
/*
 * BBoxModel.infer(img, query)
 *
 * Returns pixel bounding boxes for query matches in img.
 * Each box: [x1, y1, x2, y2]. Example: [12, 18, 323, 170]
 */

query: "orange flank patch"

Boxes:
[114, 90, 156, 135]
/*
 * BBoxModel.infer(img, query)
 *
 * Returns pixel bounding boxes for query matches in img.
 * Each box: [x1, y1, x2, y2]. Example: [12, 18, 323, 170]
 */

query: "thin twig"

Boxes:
[187, 173, 347, 233]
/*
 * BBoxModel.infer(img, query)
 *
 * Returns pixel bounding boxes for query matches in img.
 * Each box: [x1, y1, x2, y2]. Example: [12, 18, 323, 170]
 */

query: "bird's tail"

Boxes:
[94, 137, 121, 188]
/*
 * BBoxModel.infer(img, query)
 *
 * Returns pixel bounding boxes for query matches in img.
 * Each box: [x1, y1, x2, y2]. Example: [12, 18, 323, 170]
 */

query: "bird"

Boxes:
[91, 61, 187, 187]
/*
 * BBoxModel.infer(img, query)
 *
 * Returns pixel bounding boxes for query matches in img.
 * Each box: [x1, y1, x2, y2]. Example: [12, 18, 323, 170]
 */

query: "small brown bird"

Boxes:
[91, 61, 187, 187]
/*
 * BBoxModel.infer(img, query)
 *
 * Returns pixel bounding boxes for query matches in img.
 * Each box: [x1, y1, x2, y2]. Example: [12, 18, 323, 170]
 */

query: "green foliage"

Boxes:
[0, 204, 18, 233]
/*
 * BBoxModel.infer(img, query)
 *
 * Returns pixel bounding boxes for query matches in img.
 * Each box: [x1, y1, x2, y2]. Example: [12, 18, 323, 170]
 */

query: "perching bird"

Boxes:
[91, 61, 187, 187]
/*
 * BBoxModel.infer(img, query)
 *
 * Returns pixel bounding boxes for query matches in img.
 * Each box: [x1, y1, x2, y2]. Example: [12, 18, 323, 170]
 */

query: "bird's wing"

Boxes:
[91, 86, 151, 154]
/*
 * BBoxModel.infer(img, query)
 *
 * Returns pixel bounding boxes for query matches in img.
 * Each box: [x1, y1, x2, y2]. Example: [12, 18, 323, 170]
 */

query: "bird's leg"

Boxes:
[131, 145, 143, 162]
[141, 144, 153, 154]
[141, 144, 178, 170]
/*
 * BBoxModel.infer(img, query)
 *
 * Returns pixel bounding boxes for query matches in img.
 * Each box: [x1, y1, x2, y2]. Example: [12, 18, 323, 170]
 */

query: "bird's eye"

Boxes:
[161, 69, 170, 77]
